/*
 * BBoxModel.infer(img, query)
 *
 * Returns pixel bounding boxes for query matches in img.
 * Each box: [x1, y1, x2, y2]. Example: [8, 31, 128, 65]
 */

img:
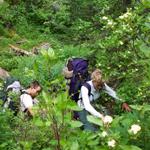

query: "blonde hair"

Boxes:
[91, 69, 103, 84]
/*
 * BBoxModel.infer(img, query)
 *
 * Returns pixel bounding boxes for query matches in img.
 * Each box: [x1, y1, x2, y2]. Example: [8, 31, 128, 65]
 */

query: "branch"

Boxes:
[9, 44, 34, 56]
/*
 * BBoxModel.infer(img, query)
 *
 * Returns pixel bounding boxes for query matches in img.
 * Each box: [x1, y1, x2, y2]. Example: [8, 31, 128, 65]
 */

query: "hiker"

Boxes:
[1, 77, 22, 115]
[63, 58, 90, 102]
[20, 81, 42, 117]
[63, 58, 90, 119]
[77, 69, 131, 131]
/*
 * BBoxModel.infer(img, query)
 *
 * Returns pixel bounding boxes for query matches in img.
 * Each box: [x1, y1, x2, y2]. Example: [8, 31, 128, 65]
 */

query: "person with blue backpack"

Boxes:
[63, 58, 90, 101]
[77, 69, 131, 131]
[63, 58, 91, 119]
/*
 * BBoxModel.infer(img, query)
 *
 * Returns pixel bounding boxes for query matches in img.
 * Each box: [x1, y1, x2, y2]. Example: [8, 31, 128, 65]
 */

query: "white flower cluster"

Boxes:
[104, 115, 113, 124]
[101, 131, 108, 137]
[107, 20, 113, 26]
[102, 16, 108, 20]
[119, 9, 132, 20]
[128, 124, 141, 134]
[108, 139, 116, 148]
[102, 16, 114, 27]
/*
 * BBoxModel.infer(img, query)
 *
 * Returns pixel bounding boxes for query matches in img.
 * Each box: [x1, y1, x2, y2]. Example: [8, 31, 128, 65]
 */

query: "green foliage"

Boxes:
[0, 0, 150, 149]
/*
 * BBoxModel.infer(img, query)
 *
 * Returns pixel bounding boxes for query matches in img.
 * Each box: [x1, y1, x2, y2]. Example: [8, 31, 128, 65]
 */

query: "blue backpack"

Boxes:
[66, 58, 91, 102]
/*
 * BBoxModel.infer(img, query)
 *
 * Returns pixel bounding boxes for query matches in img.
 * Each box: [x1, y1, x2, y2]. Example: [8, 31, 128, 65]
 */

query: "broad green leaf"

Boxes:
[130, 105, 143, 111]
[130, 104, 150, 114]
[87, 139, 99, 146]
[87, 115, 103, 126]
[41, 49, 48, 57]
[67, 105, 83, 111]
[70, 120, 83, 128]
[42, 91, 50, 103]
[70, 141, 79, 150]
[87, 134, 98, 140]
[48, 48, 55, 58]
[142, 0, 150, 8]
[120, 145, 142, 150]
[111, 116, 123, 128]
[141, 104, 150, 114]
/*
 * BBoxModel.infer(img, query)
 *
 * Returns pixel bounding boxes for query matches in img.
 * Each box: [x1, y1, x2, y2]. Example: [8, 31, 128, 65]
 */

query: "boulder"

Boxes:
[0, 67, 10, 80]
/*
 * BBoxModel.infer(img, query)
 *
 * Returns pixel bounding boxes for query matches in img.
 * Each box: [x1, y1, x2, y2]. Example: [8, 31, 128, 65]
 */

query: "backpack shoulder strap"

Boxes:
[21, 90, 27, 95]
[83, 82, 92, 97]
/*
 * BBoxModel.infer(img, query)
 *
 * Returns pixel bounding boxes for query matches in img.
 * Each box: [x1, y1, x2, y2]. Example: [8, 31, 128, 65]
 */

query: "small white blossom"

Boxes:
[119, 15, 124, 19]
[129, 124, 141, 134]
[102, 131, 108, 137]
[108, 139, 116, 148]
[102, 16, 108, 20]
[123, 25, 126, 30]
[107, 20, 113, 26]
[124, 13, 128, 18]
[119, 41, 124, 45]
[119, 11, 132, 19]
[104, 115, 113, 124]
[127, 51, 131, 54]
[98, 63, 101, 66]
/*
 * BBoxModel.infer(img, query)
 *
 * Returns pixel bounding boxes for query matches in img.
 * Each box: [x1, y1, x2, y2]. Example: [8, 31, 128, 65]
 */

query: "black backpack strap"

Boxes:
[83, 82, 93, 98]
[21, 90, 30, 95]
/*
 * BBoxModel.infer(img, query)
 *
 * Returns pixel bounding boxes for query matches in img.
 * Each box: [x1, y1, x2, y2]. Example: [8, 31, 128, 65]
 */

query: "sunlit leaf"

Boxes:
[70, 141, 79, 150]
[48, 48, 55, 58]
[120, 145, 142, 150]
[70, 120, 83, 128]
[130, 105, 143, 111]
[87, 115, 103, 126]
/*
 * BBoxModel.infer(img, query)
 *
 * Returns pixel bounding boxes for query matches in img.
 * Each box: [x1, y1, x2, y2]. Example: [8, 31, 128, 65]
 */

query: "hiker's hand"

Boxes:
[122, 102, 131, 112]
[103, 115, 113, 124]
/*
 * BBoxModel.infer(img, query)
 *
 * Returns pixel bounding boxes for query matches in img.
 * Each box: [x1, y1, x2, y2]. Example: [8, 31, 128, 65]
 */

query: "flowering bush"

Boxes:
[108, 139, 116, 148]
[128, 124, 141, 135]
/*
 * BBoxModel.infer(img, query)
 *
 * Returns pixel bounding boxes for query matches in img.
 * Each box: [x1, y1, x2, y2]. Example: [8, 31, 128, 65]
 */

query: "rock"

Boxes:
[0, 0, 4, 3]
[0, 67, 10, 80]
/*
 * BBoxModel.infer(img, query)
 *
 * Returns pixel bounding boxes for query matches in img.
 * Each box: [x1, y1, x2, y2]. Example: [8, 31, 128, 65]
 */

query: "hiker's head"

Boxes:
[63, 58, 74, 79]
[63, 67, 73, 79]
[29, 81, 42, 97]
[91, 69, 103, 90]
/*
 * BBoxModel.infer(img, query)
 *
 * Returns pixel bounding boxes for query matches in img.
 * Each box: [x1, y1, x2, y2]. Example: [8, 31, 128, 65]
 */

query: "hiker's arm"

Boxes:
[22, 95, 34, 114]
[104, 83, 131, 111]
[103, 83, 120, 101]
[27, 107, 34, 117]
[81, 86, 104, 119]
